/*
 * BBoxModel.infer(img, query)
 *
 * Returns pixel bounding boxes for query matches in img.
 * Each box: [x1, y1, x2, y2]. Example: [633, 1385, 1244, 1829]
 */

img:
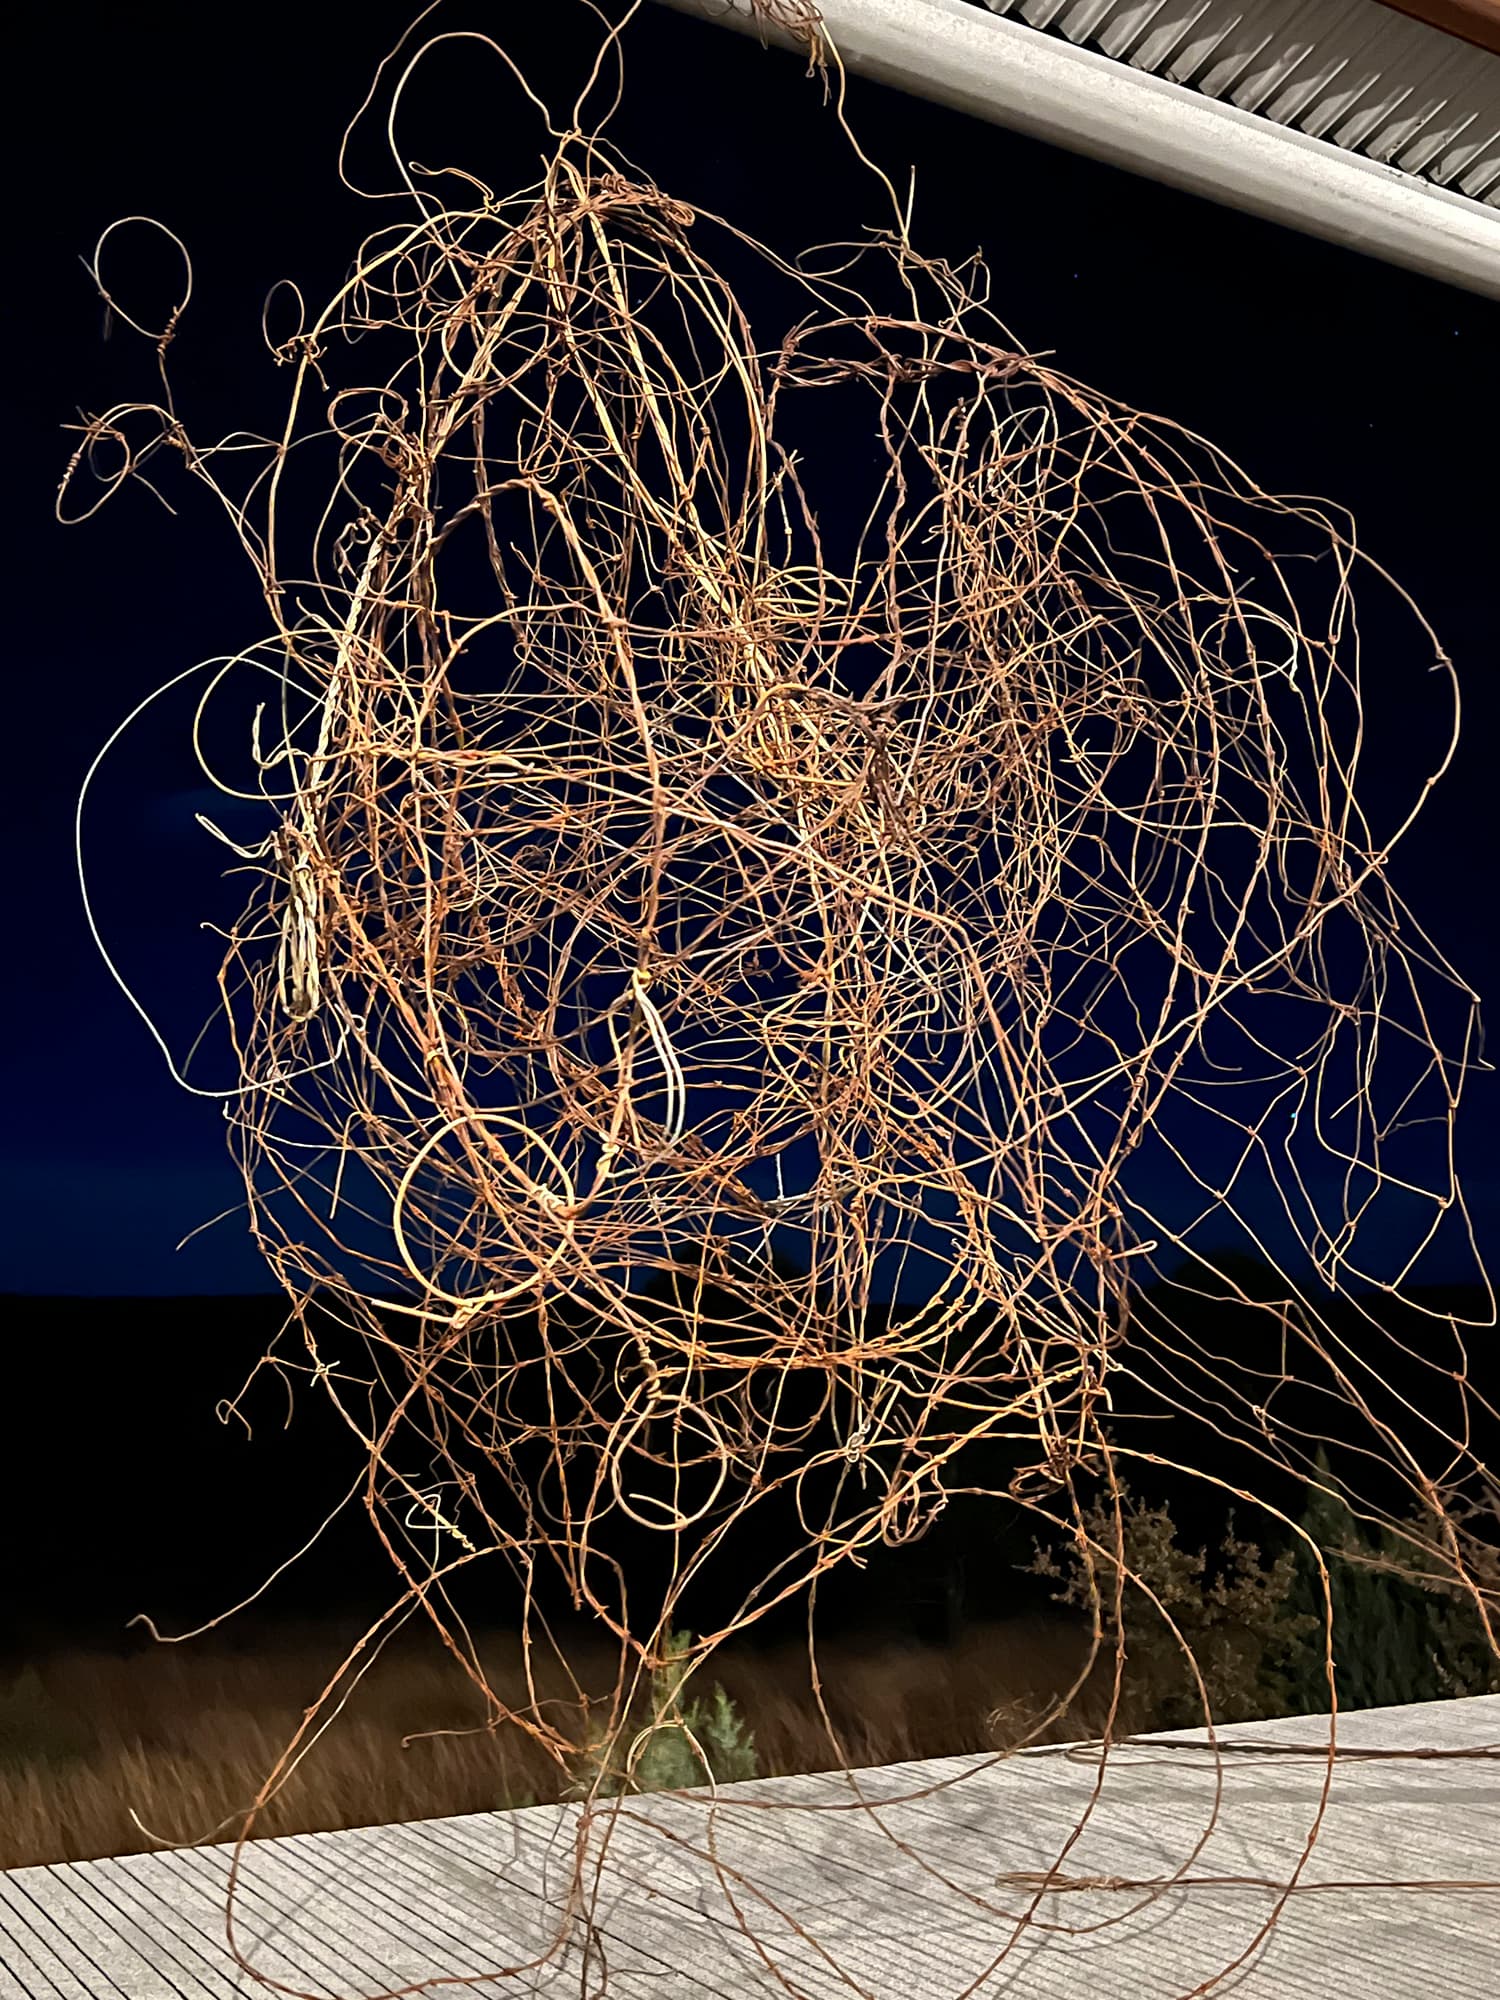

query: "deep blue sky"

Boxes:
[7, 0, 1497, 1296]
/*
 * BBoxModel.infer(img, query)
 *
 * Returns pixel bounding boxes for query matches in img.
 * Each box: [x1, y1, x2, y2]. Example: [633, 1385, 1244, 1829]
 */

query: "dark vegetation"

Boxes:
[5, 1256, 1496, 1648]
[4, 1252, 1493, 1670]
[2, 1252, 1495, 1869]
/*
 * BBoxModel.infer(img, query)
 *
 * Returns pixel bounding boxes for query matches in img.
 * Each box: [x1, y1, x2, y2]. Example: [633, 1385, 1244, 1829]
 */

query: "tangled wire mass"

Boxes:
[63, 3, 1498, 1992]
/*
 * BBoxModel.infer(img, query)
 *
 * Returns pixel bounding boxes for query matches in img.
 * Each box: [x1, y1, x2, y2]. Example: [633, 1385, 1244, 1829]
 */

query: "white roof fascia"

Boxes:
[651, 0, 1500, 299]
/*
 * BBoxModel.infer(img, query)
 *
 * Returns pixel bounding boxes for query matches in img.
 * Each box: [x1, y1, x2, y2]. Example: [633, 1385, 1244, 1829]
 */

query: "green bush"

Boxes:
[1281, 1452, 1500, 1715]
[1030, 1464, 1500, 1733]
[1031, 1486, 1316, 1729]
[566, 1630, 758, 1799]
[0, 1667, 97, 1771]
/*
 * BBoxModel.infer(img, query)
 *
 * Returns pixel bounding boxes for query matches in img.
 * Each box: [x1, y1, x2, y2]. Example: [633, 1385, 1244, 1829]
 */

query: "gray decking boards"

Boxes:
[4, 1694, 1497, 1997]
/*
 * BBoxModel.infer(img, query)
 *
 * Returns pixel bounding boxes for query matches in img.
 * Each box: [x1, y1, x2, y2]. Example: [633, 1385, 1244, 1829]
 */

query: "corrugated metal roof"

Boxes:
[982, 0, 1500, 203]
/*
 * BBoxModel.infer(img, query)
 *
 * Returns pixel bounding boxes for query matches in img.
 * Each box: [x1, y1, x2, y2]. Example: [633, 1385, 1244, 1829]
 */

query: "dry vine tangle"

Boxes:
[64, 1, 1498, 1982]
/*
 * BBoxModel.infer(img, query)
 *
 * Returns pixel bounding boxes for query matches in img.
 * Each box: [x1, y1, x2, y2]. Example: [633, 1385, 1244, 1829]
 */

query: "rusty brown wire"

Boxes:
[64, 2, 1498, 1994]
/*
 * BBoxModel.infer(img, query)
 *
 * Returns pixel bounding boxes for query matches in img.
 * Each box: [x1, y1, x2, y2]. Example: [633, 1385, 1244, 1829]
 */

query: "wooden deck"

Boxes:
[3, 1694, 1497, 1998]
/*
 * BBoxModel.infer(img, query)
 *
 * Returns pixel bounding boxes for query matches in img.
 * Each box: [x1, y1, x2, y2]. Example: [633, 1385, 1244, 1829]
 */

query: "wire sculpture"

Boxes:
[64, 2, 1498, 1993]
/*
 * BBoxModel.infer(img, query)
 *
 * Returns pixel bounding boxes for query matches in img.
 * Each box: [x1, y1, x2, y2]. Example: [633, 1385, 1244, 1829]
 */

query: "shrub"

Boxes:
[1280, 1452, 1500, 1715]
[566, 1630, 758, 1798]
[0, 1666, 97, 1772]
[1030, 1486, 1316, 1729]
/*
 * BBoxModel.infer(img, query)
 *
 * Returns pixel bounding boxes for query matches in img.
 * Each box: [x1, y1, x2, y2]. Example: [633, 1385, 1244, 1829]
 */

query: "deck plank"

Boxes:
[4, 1694, 1497, 1998]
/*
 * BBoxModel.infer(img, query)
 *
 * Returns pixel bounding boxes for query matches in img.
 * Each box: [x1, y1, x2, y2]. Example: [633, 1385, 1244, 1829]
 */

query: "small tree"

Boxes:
[566, 1631, 758, 1799]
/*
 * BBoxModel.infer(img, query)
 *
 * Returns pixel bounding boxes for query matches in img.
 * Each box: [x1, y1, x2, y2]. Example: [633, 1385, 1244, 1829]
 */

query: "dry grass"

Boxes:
[0, 1616, 1117, 1871]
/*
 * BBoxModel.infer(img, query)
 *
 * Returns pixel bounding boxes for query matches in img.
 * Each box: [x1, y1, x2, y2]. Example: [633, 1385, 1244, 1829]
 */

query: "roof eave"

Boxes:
[652, 0, 1500, 302]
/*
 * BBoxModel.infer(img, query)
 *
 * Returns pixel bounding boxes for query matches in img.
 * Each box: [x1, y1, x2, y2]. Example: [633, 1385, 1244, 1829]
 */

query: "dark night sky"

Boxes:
[7, 0, 1498, 1297]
